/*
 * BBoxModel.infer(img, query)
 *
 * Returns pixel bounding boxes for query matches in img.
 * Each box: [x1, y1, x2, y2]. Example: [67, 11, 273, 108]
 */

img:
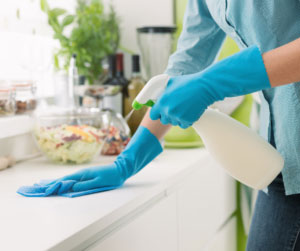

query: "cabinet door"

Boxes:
[177, 161, 236, 251]
[86, 193, 177, 251]
[205, 217, 236, 251]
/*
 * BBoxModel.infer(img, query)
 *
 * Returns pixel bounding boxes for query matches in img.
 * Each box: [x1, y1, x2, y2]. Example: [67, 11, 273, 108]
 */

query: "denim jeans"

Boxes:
[246, 174, 300, 251]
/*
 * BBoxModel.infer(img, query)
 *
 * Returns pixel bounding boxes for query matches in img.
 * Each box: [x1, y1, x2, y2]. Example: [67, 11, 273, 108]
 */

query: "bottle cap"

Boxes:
[132, 55, 140, 73]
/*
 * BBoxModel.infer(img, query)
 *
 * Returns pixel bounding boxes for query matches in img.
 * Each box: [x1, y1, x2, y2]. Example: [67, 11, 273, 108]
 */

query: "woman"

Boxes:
[19, 1, 300, 249]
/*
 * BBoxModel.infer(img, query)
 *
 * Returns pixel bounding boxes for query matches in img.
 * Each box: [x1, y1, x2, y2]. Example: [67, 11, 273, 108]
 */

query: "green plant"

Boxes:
[41, 0, 120, 84]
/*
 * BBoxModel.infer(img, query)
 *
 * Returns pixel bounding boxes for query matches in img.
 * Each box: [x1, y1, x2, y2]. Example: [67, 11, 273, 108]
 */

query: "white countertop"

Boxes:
[0, 148, 212, 251]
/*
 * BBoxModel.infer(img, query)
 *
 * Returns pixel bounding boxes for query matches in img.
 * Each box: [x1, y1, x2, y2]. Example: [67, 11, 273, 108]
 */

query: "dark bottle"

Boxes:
[116, 53, 128, 86]
[116, 53, 129, 116]
[123, 55, 147, 134]
[103, 54, 123, 114]
[105, 54, 119, 85]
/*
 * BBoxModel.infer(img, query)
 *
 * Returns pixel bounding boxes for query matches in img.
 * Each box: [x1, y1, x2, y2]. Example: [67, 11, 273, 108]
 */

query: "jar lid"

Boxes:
[11, 80, 36, 93]
[0, 86, 15, 98]
[0, 86, 15, 93]
[0, 89, 10, 93]
[11, 81, 34, 87]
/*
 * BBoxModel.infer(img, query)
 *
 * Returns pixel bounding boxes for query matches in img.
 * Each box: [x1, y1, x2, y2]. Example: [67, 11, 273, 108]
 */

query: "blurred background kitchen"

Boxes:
[0, 0, 178, 160]
[0, 0, 262, 250]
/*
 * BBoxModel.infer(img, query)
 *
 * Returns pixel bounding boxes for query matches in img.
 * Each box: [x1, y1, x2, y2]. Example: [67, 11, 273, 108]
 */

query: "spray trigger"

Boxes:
[132, 100, 155, 110]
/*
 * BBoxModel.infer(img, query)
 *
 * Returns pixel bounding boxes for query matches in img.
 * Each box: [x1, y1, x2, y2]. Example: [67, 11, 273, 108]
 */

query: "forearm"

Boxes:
[263, 38, 300, 87]
[140, 109, 171, 140]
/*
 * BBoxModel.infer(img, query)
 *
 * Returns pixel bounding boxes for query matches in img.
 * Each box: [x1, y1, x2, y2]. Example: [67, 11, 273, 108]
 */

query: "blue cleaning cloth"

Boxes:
[17, 180, 120, 198]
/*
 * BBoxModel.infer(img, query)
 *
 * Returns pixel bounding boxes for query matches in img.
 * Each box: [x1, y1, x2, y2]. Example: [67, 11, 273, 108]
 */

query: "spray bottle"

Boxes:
[132, 74, 284, 189]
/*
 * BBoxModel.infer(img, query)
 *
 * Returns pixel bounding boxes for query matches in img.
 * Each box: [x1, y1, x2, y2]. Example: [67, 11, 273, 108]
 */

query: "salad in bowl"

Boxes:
[34, 108, 107, 164]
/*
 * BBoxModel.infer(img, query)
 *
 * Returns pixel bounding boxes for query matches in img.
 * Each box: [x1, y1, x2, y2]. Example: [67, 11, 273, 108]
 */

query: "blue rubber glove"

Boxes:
[150, 46, 271, 129]
[17, 126, 163, 198]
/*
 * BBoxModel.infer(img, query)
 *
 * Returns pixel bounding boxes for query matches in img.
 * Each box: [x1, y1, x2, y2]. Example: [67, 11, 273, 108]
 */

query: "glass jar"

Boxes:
[0, 86, 16, 116]
[12, 81, 37, 114]
[100, 109, 131, 156]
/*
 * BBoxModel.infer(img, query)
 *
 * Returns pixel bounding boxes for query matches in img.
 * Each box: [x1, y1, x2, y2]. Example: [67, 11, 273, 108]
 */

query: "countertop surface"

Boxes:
[0, 148, 212, 251]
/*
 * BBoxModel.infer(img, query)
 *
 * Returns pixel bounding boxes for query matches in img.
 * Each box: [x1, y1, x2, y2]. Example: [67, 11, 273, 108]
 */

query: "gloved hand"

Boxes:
[17, 126, 163, 198]
[150, 45, 271, 129]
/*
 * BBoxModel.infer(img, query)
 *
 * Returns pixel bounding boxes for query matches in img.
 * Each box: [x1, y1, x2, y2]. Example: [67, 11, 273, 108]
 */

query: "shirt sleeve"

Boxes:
[165, 0, 226, 76]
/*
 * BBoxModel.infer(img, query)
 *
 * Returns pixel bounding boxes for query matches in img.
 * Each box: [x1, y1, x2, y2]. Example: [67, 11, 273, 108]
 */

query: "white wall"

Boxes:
[0, 0, 75, 36]
[0, 0, 174, 96]
[104, 0, 174, 53]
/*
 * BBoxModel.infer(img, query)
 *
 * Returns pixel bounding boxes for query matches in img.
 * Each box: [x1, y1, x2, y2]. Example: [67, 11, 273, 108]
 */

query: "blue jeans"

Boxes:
[247, 174, 300, 251]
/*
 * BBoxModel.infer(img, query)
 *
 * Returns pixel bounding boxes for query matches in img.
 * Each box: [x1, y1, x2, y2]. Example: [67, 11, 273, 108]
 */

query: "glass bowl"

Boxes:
[34, 108, 108, 164]
[34, 108, 131, 164]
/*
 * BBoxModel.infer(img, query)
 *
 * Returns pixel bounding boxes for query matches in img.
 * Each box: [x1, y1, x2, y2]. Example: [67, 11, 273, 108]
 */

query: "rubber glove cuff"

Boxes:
[115, 126, 163, 182]
[192, 45, 271, 101]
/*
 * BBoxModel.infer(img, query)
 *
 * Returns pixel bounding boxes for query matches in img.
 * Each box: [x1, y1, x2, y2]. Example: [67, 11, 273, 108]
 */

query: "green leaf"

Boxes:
[53, 33, 69, 47]
[49, 18, 61, 33]
[50, 8, 66, 17]
[40, 0, 49, 12]
[62, 15, 75, 27]
[43, 0, 120, 82]
[54, 54, 60, 69]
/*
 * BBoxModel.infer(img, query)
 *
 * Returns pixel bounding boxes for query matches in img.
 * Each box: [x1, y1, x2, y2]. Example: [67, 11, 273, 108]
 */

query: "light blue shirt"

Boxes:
[165, 0, 300, 195]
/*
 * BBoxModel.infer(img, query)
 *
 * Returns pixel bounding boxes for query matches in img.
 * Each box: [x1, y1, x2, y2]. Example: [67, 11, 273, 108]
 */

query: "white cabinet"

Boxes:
[177, 161, 236, 251]
[206, 218, 236, 251]
[86, 193, 177, 251]
[84, 160, 236, 251]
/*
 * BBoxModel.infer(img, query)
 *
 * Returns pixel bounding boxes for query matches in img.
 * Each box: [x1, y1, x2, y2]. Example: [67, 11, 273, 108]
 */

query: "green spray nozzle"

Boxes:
[132, 74, 170, 110]
[132, 99, 155, 110]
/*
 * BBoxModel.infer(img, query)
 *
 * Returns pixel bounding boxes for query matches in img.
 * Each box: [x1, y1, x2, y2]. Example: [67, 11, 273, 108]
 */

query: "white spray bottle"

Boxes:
[132, 74, 284, 189]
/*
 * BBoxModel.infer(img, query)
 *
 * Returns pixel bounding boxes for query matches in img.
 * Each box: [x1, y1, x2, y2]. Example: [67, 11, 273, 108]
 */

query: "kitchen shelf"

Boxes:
[0, 115, 34, 139]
